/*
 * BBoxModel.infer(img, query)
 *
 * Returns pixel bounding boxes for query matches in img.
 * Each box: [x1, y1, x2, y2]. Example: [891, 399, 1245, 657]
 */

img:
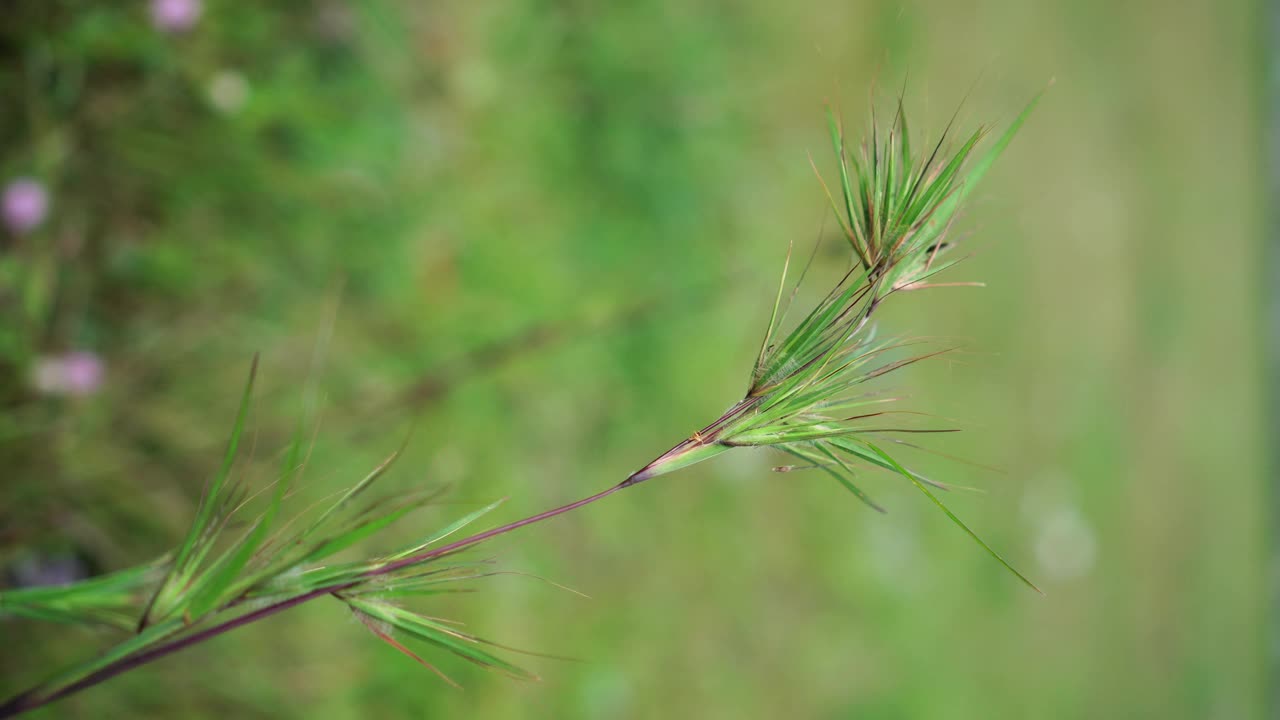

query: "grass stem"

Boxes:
[0, 483, 630, 717]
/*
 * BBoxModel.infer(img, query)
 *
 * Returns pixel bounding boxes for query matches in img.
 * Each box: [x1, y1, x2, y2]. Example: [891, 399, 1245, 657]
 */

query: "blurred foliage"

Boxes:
[0, 1, 1266, 719]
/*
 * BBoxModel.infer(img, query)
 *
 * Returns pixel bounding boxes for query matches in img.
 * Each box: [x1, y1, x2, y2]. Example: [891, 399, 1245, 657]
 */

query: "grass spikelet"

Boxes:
[624, 94, 1043, 593]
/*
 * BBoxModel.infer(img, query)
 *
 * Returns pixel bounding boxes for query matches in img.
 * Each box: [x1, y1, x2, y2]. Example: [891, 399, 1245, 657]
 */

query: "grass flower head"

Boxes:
[626, 95, 1044, 592]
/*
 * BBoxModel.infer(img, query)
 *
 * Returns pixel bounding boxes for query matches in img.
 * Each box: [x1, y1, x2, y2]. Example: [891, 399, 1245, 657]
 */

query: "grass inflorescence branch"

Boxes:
[0, 93, 1041, 717]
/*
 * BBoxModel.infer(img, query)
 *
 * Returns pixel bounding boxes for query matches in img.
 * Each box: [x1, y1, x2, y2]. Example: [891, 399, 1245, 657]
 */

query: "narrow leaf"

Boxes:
[863, 442, 1042, 594]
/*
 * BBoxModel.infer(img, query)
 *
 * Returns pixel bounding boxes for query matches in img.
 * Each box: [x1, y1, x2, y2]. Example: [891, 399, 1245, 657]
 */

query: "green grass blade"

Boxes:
[298, 491, 439, 566]
[386, 498, 508, 562]
[184, 423, 307, 619]
[752, 242, 793, 386]
[141, 355, 260, 627]
[949, 90, 1044, 210]
[897, 97, 912, 195]
[0, 560, 165, 630]
[917, 91, 1043, 249]
[184, 519, 271, 618]
[827, 109, 871, 268]
[292, 441, 407, 548]
[779, 444, 885, 513]
[347, 599, 536, 681]
[350, 604, 461, 687]
[176, 354, 259, 570]
[863, 441, 1042, 594]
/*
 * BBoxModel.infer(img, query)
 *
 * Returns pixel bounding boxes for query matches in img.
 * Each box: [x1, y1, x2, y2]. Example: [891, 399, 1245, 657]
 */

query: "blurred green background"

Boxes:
[0, 1, 1266, 718]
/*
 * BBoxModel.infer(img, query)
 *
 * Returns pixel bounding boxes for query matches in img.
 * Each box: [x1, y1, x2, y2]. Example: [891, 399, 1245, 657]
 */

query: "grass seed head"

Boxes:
[626, 94, 1044, 593]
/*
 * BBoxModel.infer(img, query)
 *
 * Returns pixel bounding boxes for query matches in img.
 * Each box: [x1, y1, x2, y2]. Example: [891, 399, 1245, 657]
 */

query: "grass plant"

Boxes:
[0, 94, 1038, 717]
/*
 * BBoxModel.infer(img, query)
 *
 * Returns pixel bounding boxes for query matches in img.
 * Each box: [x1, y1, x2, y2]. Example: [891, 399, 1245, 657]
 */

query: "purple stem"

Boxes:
[0, 482, 629, 718]
[0, 584, 349, 717]
[370, 483, 624, 578]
